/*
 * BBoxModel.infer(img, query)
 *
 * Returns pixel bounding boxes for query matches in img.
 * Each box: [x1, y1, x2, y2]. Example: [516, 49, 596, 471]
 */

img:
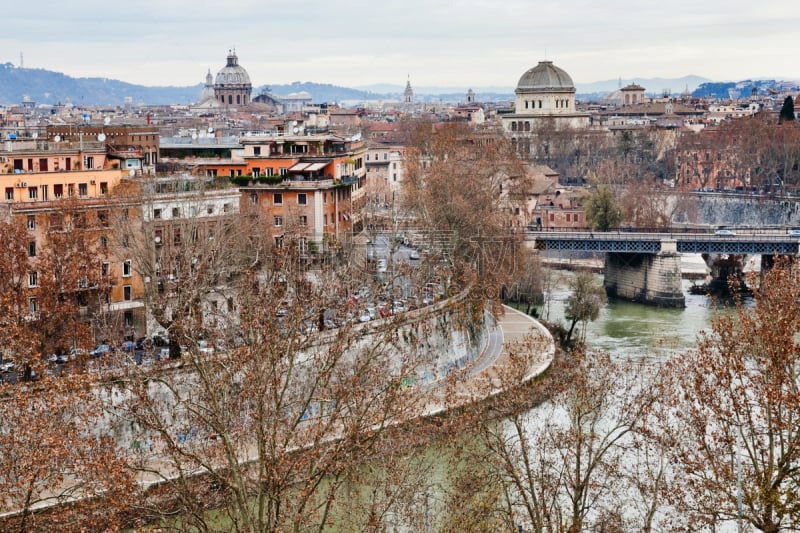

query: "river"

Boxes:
[540, 255, 734, 361]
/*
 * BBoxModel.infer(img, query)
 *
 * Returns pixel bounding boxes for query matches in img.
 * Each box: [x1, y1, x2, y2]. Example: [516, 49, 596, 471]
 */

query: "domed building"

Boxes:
[214, 50, 252, 106]
[502, 60, 589, 139]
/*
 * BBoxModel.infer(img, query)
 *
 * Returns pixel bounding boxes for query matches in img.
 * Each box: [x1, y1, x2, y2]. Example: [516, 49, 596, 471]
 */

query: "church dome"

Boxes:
[516, 61, 574, 92]
[215, 50, 251, 87]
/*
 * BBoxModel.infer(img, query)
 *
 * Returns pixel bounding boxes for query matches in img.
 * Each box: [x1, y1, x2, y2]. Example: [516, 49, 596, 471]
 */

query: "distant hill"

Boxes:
[574, 75, 711, 97]
[256, 82, 386, 105]
[1, 63, 794, 107]
[0, 63, 201, 106]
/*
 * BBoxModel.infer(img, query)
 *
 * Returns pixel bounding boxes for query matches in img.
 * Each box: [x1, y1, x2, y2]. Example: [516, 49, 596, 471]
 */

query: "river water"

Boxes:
[540, 256, 731, 361]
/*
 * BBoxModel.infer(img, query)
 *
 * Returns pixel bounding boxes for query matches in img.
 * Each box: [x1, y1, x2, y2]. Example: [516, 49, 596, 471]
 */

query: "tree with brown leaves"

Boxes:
[654, 260, 800, 531]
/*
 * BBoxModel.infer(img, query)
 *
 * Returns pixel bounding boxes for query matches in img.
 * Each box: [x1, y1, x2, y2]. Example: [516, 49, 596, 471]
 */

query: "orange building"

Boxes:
[1, 137, 146, 341]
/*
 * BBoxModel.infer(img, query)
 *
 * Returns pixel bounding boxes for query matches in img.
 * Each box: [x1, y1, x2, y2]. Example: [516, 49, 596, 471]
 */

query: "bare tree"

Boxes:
[653, 260, 800, 531]
[469, 348, 657, 532]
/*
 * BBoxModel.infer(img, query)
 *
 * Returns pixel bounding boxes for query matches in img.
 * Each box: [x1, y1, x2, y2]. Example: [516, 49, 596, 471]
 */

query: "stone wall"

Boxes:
[672, 194, 800, 227]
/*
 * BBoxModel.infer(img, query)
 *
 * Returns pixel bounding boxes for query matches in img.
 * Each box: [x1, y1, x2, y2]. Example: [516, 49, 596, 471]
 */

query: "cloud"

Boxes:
[3, 0, 799, 88]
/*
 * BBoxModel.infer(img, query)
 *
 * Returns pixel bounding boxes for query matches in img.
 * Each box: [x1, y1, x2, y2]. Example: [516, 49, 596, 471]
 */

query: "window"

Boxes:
[253, 168, 260, 178]
[29, 297, 38, 314]
[153, 208, 162, 219]
[28, 241, 36, 257]
[393, 174, 397, 182]
[100, 235, 108, 249]
[124, 310, 133, 327]
[85, 156, 94, 170]
[206, 206, 214, 215]
[78, 183, 88, 196]
[174, 229, 181, 245]
[39, 158, 48, 171]
[27, 215, 35, 230]
[383, 153, 388, 160]
[53, 184, 63, 198]
[5, 187, 13, 200]
[299, 215, 307, 226]
[123, 260, 132, 277]
[123, 285, 132, 301]
[100, 182, 108, 194]
[273, 193, 283, 205]
[274, 216, 283, 227]
[97, 210, 109, 227]
[223, 203, 231, 212]
[28, 187, 38, 200]
[28, 271, 38, 288]
[266, 167, 274, 177]
[121, 208, 129, 221]
[253, 146, 261, 156]
[324, 214, 328, 226]
[102, 262, 109, 277]
[250, 193, 258, 205]
[172, 207, 180, 218]
[298, 193, 307, 205]
[279, 168, 287, 177]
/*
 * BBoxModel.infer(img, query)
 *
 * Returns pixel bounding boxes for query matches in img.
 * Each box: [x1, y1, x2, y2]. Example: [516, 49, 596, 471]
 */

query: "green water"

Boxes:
[541, 272, 727, 361]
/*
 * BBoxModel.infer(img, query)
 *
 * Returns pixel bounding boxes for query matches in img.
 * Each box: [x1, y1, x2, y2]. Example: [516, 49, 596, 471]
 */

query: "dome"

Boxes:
[215, 50, 251, 87]
[516, 61, 574, 92]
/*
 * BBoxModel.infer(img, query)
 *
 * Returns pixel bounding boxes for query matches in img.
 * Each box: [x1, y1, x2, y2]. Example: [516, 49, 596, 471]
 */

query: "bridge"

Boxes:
[528, 229, 800, 307]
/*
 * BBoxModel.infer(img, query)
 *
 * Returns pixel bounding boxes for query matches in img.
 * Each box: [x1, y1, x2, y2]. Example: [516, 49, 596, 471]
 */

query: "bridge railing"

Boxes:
[527, 226, 800, 238]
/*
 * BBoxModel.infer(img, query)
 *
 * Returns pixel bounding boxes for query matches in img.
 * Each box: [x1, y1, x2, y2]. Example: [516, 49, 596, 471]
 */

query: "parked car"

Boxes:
[789, 229, 800, 237]
[47, 353, 70, 364]
[89, 344, 113, 358]
[359, 310, 372, 323]
[714, 229, 736, 236]
[69, 347, 87, 358]
[1, 360, 16, 373]
[409, 249, 420, 260]
[376, 258, 388, 274]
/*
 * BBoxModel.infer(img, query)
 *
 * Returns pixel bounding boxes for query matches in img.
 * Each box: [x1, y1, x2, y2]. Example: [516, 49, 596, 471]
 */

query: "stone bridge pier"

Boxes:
[703, 253, 748, 292]
[603, 240, 685, 307]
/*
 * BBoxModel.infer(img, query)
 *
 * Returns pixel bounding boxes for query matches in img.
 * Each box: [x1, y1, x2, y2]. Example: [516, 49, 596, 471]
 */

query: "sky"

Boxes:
[3, 0, 798, 90]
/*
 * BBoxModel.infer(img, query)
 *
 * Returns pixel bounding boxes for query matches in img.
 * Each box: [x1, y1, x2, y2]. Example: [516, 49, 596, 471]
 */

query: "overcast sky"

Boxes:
[3, 0, 798, 90]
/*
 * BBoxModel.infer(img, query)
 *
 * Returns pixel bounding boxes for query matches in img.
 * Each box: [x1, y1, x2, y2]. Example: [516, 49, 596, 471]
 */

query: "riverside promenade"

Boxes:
[418, 304, 555, 418]
[0, 303, 556, 522]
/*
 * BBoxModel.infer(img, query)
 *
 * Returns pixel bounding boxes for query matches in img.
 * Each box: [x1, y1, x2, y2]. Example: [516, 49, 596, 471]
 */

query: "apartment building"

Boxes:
[0, 136, 144, 340]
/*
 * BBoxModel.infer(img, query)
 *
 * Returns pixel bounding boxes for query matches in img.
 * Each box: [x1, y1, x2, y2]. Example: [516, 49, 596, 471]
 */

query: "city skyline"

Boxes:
[3, 0, 798, 90]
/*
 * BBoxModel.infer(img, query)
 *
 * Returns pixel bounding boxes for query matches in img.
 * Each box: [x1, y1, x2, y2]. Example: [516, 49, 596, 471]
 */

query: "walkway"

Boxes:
[0, 304, 556, 521]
